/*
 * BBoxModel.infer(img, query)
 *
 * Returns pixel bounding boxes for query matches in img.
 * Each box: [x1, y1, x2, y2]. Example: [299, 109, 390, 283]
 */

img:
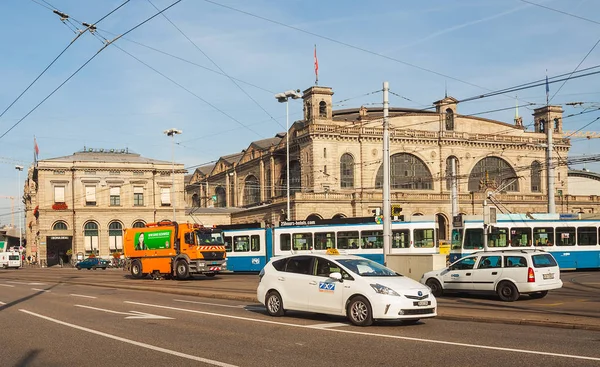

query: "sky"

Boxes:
[1, 0, 600, 225]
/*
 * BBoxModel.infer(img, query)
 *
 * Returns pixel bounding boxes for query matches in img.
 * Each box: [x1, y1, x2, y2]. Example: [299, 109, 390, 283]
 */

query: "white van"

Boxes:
[0, 251, 22, 269]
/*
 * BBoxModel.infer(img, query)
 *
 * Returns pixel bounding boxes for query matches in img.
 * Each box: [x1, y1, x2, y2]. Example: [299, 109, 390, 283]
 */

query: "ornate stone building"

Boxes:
[184, 85, 600, 238]
[24, 150, 185, 266]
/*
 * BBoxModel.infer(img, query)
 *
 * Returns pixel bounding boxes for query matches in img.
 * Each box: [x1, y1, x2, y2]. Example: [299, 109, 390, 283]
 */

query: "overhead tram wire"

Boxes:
[0, 1, 132, 121]
[146, 0, 285, 131]
[0, 0, 182, 140]
[519, 0, 600, 26]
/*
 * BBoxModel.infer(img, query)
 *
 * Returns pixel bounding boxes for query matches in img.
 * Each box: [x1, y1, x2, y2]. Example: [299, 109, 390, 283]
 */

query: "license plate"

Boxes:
[417, 300, 429, 306]
[543, 273, 554, 280]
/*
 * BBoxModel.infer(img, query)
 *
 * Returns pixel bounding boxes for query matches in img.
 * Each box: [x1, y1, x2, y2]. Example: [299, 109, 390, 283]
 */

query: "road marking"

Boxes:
[125, 301, 600, 362]
[19, 309, 237, 367]
[0, 284, 15, 287]
[173, 299, 243, 308]
[0, 301, 5, 305]
[7, 281, 46, 285]
[32, 288, 50, 293]
[308, 322, 348, 329]
[75, 304, 173, 320]
[70, 294, 97, 299]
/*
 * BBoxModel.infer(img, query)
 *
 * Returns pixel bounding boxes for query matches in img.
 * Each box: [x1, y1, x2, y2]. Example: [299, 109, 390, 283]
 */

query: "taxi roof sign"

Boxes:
[326, 248, 340, 255]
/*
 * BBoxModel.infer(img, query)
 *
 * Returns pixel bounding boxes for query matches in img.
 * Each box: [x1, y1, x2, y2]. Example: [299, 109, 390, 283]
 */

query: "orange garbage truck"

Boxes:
[123, 220, 226, 280]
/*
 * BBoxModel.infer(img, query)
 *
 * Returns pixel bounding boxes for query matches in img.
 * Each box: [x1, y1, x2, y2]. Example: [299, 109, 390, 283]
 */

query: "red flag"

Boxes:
[314, 45, 319, 85]
[34, 137, 39, 156]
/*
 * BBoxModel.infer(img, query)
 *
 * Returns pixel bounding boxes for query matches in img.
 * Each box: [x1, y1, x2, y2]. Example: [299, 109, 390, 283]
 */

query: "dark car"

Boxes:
[76, 258, 109, 270]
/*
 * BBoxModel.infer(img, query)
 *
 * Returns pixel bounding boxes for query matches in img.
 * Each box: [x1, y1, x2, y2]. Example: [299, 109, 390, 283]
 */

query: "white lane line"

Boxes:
[75, 305, 172, 320]
[173, 299, 243, 308]
[70, 294, 97, 299]
[19, 309, 237, 367]
[31, 288, 50, 293]
[308, 322, 348, 329]
[125, 301, 600, 362]
[0, 301, 5, 305]
[0, 284, 15, 287]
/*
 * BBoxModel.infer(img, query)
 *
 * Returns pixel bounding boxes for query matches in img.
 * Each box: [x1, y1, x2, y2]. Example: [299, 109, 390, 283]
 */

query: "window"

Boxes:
[133, 186, 144, 206]
[337, 231, 359, 249]
[532, 254, 558, 268]
[505, 256, 527, 268]
[132, 221, 145, 228]
[280, 234, 291, 251]
[414, 229, 435, 248]
[531, 161, 542, 192]
[54, 186, 65, 203]
[85, 186, 96, 206]
[244, 175, 260, 206]
[224, 236, 232, 252]
[160, 187, 171, 206]
[361, 230, 383, 249]
[108, 221, 123, 251]
[445, 108, 454, 131]
[478, 256, 502, 269]
[510, 227, 531, 247]
[292, 233, 312, 251]
[192, 194, 200, 207]
[215, 186, 226, 207]
[314, 232, 335, 250]
[284, 256, 313, 275]
[450, 257, 477, 270]
[234, 236, 250, 252]
[539, 119, 546, 133]
[110, 187, 120, 206]
[250, 235, 260, 251]
[468, 157, 519, 192]
[272, 258, 287, 271]
[319, 101, 327, 117]
[392, 229, 410, 248]
[464, 228, 483, 249]
[375, 153, 433, 190]
[340, 153, 354, 188]
[489, 227, 509, 247]
[53, 221, 68, 230]
[578, 227, 597, 246]
[556, 227, 575, 246]
[533, 227, 554, 246]
[279, 161, 302, 196]
[314, 258, 351, 280]
[323, 147, 327, 158]
[265, 168, 272, 200]
[84, 222, 99, 254]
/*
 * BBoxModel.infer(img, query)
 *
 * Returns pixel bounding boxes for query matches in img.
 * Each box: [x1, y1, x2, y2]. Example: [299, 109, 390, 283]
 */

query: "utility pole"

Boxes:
[382, 81, 391, 265]
[451, 158, 458, 217]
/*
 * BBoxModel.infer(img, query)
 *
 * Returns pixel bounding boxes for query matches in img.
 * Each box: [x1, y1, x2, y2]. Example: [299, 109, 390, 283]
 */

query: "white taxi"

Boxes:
[257, 252, 437, 326]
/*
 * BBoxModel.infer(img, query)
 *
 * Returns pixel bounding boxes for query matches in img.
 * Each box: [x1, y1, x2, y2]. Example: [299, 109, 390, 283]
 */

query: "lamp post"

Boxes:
[164, 128, 182, 222]
[15, 165, 23, 250]
[275, 90, 302, 221]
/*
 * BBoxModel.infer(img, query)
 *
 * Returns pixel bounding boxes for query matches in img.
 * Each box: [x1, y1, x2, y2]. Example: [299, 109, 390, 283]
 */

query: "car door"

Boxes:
[442, 256, 477, 291]
[472, 255, 503, 291]
[277, 256, 314, 311]
[308, 257, 347, 315]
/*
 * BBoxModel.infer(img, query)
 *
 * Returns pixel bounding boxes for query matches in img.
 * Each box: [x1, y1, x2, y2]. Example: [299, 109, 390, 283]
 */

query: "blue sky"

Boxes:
[1, 0, 600, 224]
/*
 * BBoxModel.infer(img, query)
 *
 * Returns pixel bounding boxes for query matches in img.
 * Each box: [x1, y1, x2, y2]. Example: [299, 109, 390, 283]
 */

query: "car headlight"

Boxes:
[370, 283, 400, 296]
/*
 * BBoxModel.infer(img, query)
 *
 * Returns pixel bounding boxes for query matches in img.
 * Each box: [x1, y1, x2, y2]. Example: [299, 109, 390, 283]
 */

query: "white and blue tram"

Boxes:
[219, 216, 438, 272]
[450, 213, 600, 269]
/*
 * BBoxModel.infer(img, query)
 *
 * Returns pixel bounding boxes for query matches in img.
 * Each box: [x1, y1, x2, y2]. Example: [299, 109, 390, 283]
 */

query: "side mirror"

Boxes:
[329, 272, 343, 282]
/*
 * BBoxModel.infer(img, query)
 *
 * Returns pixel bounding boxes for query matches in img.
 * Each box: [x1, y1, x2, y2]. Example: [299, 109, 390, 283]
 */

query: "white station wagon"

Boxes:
[420, 249, 563, 301]
[257, 253, 437, 326]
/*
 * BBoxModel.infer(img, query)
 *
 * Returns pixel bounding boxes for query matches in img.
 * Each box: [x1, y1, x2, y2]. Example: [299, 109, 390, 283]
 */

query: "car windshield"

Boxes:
[336, 258, 398, 277]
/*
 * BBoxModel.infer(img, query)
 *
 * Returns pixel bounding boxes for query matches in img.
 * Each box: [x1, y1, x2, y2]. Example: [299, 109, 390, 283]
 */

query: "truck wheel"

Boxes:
[131, 260, 143, 279]
[175, 260, 189, 280]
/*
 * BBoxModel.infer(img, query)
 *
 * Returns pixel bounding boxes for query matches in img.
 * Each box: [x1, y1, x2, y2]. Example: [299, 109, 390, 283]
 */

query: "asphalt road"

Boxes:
[1, 275, 600, 367]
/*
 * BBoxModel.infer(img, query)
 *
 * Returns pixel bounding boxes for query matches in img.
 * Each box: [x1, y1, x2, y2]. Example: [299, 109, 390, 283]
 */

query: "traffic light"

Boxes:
[391, 205, 402, 217]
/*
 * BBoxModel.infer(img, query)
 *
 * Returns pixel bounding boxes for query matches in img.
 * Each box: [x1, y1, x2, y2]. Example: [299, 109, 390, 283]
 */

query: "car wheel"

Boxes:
[425, 278, 443, 297]
[92, 266, 97, 270]
[131, 260, 143, 279]
[175, 259, 190, 280]
[265, 291, 285, 317]
[347, 295, 373, 326]
[497, 281, 520, 302]
[529, 290, 548, 299]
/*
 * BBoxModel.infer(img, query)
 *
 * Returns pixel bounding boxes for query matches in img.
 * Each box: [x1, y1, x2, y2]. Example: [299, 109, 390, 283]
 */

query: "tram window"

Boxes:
[414, 229, 435, 248]
[338, 231, 359, 249]
[314, 232, 335, 250]
[280, 234, 291, 251]
[510, 227, 531, 247]
[250, 235, 260, 251]
[464, 229, 483, 250]
[234, 236, 249, 252]
[392, 229, 410, 248]
[577, 227, 597, 246]
[224, 236, 232, 252]
[361, 230, 383, 248]
[533, 227, 554, 246]
[488, 227, 508, 247]
[451, 228, 463, 250]
[556, 227, 576, 246]
[292, 233, 312, 251]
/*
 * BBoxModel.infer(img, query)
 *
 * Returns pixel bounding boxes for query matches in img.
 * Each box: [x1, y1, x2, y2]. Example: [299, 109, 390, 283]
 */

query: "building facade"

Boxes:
[185, 85, 600, 237]
[24, 149, 185, 266]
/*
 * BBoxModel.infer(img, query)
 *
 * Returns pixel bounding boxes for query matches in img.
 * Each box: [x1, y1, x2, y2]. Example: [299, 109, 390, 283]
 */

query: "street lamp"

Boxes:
[15, 165, 23, 250]
[164, 128, 182, 222]
[275, 89, 302, 221]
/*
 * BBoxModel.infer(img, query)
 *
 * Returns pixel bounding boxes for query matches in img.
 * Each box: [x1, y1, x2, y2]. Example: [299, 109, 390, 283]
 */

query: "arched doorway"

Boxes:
[436, 213, 448, 241]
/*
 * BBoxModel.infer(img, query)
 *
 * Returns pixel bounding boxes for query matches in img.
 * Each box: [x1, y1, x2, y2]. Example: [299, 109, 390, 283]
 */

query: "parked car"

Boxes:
[75, 258, 109, 270]
[257, 253, 437, 326]
[420, 249, 563, 301]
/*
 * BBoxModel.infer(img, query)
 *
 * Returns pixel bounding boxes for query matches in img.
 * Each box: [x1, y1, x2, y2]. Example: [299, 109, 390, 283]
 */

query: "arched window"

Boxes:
[319, 101, 327, 117]
[539, 119, 546, 133]
[265, 167, 272, 200]
[53, 221, 68, 230]
[445, 156, 459, 190]
[215, 186, 226, 208]
[531, 161, 542, 192]
[436, 213, 448, 241]
[468, 157, 519, 192]
[191, 193, 200, 207]
[244, 175, 260, 206]
[445, 108, 454, 131]
[332, 213, 346, 219]
[375, 153, 433, 190]
[83, 221, 99, 255]
[340, 153, 354, 188]
[306, 214, 322, 221]
[279, 160, 302, 196]
[305, 102, 312, 120]
[132, 221, 146, 228]
[108, 221, 123, 252]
